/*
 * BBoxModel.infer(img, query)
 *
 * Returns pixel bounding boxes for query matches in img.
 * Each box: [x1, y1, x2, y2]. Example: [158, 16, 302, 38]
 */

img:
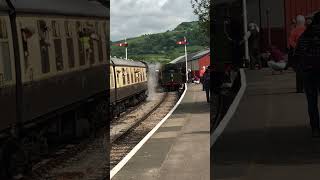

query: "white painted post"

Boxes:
[242, 0, 250, 66]
[184, 36, 188, 82]
[125, 37, 128, 60]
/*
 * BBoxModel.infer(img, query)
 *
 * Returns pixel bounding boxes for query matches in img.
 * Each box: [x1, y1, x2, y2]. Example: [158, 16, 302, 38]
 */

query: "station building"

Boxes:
[170, 49, 210, 77]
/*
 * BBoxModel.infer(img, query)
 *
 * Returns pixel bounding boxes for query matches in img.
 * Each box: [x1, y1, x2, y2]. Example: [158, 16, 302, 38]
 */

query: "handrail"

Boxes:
[0, 73, 4, 87]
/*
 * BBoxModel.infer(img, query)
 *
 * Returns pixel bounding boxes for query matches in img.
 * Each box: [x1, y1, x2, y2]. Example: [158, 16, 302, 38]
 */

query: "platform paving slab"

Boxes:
[113, 84, 210, 180]
[212, 69, 320, 180]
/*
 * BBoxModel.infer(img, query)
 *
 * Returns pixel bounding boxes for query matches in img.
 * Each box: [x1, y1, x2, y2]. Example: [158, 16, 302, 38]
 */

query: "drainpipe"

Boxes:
[5, 0, 23, 137]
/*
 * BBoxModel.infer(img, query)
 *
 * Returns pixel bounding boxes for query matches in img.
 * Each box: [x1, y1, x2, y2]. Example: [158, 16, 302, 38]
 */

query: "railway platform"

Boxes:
[113, 84, 210, 180]
[213, 69, 320, 179]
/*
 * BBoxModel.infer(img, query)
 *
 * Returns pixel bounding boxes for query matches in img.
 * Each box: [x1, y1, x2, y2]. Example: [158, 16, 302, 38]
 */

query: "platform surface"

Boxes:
[113, 84, 210, 180]
[212, 69, 320, 180]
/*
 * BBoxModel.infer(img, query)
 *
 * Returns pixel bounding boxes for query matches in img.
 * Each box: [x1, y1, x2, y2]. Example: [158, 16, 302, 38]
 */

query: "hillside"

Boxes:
[111, 21, 209, 63]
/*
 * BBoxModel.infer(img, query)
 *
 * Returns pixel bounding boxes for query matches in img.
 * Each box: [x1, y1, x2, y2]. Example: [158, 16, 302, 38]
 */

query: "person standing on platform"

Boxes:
[200, 66, 206, 90]
[203, 67, 210, 103]
[295, 12, 320, 137]
[246, 23, 261, 69]
[288, 15, 306, 93]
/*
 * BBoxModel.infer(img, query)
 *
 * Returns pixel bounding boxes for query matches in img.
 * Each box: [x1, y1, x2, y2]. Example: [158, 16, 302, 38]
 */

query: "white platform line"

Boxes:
[211, 69, 247, 147]
[110, 84, 188, 179]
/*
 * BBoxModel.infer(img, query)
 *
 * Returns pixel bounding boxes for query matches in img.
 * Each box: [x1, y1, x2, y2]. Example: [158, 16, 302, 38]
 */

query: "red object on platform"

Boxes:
[115, 42, 128, 47]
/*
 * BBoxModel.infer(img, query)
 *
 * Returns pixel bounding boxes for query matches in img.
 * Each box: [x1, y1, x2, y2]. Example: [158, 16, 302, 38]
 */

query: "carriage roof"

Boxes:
[0, 0, 108, 18]
[111, 57, 146, 68]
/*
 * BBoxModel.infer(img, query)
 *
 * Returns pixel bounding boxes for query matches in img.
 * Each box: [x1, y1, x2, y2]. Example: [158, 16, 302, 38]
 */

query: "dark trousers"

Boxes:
[205, 88, 210, 103]
[249, 48, 261, 69]
[296, 66, 304, 92]
[289, 52, 304, 92]
[303, 70, 320, 129]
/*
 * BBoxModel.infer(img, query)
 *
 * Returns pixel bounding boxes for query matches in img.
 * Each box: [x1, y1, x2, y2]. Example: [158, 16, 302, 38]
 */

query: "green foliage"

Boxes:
[111, 21, 209, 63]
[191, 0, 210, 39]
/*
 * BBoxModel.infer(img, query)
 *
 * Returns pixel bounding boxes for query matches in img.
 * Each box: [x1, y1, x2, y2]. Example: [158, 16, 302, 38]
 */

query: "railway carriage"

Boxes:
[110, 57, 148, 117]
[0, 0, 109, 178]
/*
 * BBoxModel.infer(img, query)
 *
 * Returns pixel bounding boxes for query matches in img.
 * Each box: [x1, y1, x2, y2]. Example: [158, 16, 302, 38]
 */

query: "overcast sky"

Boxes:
[110, 0, 198, 41]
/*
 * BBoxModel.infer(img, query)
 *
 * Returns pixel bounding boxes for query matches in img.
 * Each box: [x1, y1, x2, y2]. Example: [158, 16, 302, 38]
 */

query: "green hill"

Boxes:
[111, 21, 209, 64]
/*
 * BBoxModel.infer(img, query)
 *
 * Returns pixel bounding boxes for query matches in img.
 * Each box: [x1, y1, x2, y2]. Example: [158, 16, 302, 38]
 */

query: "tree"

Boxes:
[191, 0, 210, 38]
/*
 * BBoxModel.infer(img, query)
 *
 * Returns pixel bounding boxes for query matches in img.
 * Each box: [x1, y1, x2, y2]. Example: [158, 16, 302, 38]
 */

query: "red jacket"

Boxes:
[288, 26, 306, 49]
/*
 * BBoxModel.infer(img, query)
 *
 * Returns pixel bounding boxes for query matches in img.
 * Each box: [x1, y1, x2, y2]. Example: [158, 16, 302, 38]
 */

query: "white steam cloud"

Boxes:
[147, 63, 161, 101]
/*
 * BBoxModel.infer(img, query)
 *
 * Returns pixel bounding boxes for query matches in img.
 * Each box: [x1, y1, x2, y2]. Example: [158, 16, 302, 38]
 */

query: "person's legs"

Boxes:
[296, 65, 304, 93]
[303, 71, 320, 135]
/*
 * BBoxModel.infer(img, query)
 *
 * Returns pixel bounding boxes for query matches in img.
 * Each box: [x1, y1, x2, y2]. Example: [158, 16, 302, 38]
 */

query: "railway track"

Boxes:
[110, 92, 168, 144]
[110, 92, 178, 170]
[22, 91, 174, 180]
[21, 90, 178, 180]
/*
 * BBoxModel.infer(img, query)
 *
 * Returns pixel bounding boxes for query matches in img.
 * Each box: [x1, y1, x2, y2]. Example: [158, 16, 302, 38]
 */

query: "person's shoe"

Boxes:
[312, 128, 320, 137]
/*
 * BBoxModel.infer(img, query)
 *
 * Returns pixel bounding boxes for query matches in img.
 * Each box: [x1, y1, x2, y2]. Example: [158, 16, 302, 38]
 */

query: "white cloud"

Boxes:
[110, 0, 198, 41]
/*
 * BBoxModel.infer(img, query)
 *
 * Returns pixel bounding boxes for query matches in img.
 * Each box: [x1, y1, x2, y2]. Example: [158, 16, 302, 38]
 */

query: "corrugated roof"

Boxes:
[0, 0, 108, 18]
[170, 50, 209, 65]
[192, 49, 210, 60]
[111, 57, 146, 67]
[173, 52, 199, 64]
[169, 55, 185, 64]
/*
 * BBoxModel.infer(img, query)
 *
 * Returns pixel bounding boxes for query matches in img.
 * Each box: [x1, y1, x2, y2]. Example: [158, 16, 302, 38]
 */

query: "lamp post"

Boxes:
[184, 36, 188, 82]
[242, 0, 250, 66]
[125, 37, 128, 60]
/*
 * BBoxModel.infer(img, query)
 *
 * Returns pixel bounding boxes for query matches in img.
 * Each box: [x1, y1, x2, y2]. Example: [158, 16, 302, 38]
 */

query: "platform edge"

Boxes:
[110, 83, 188, 179]
[211, 69, 247, 147]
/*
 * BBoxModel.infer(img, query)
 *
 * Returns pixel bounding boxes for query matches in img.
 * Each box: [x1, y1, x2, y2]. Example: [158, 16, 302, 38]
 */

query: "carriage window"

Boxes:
[77, 22, 85, 66]
[64, 21, 72, 37]
[131, 69, 134, 83]
[65, 22, 75, 68]
[52, 21, 63, 71]
[0, 19, 7, 39]
[0, 18, 11, 81]
[54, 39, 63, 71]
[67, 38, 75, 68]
[38, 20, 50, 73]
[52, 21, 60, 37]
[0, 42, 12, 81]
[122, 68, 126, 85]
[97, 22, 103, 62]
[110, 68, 114, 88]
[127, 68, 130, 84]
[135, 72, 139, 82]
[116, 71, 120, 86]
[103, 22, 108, 61]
